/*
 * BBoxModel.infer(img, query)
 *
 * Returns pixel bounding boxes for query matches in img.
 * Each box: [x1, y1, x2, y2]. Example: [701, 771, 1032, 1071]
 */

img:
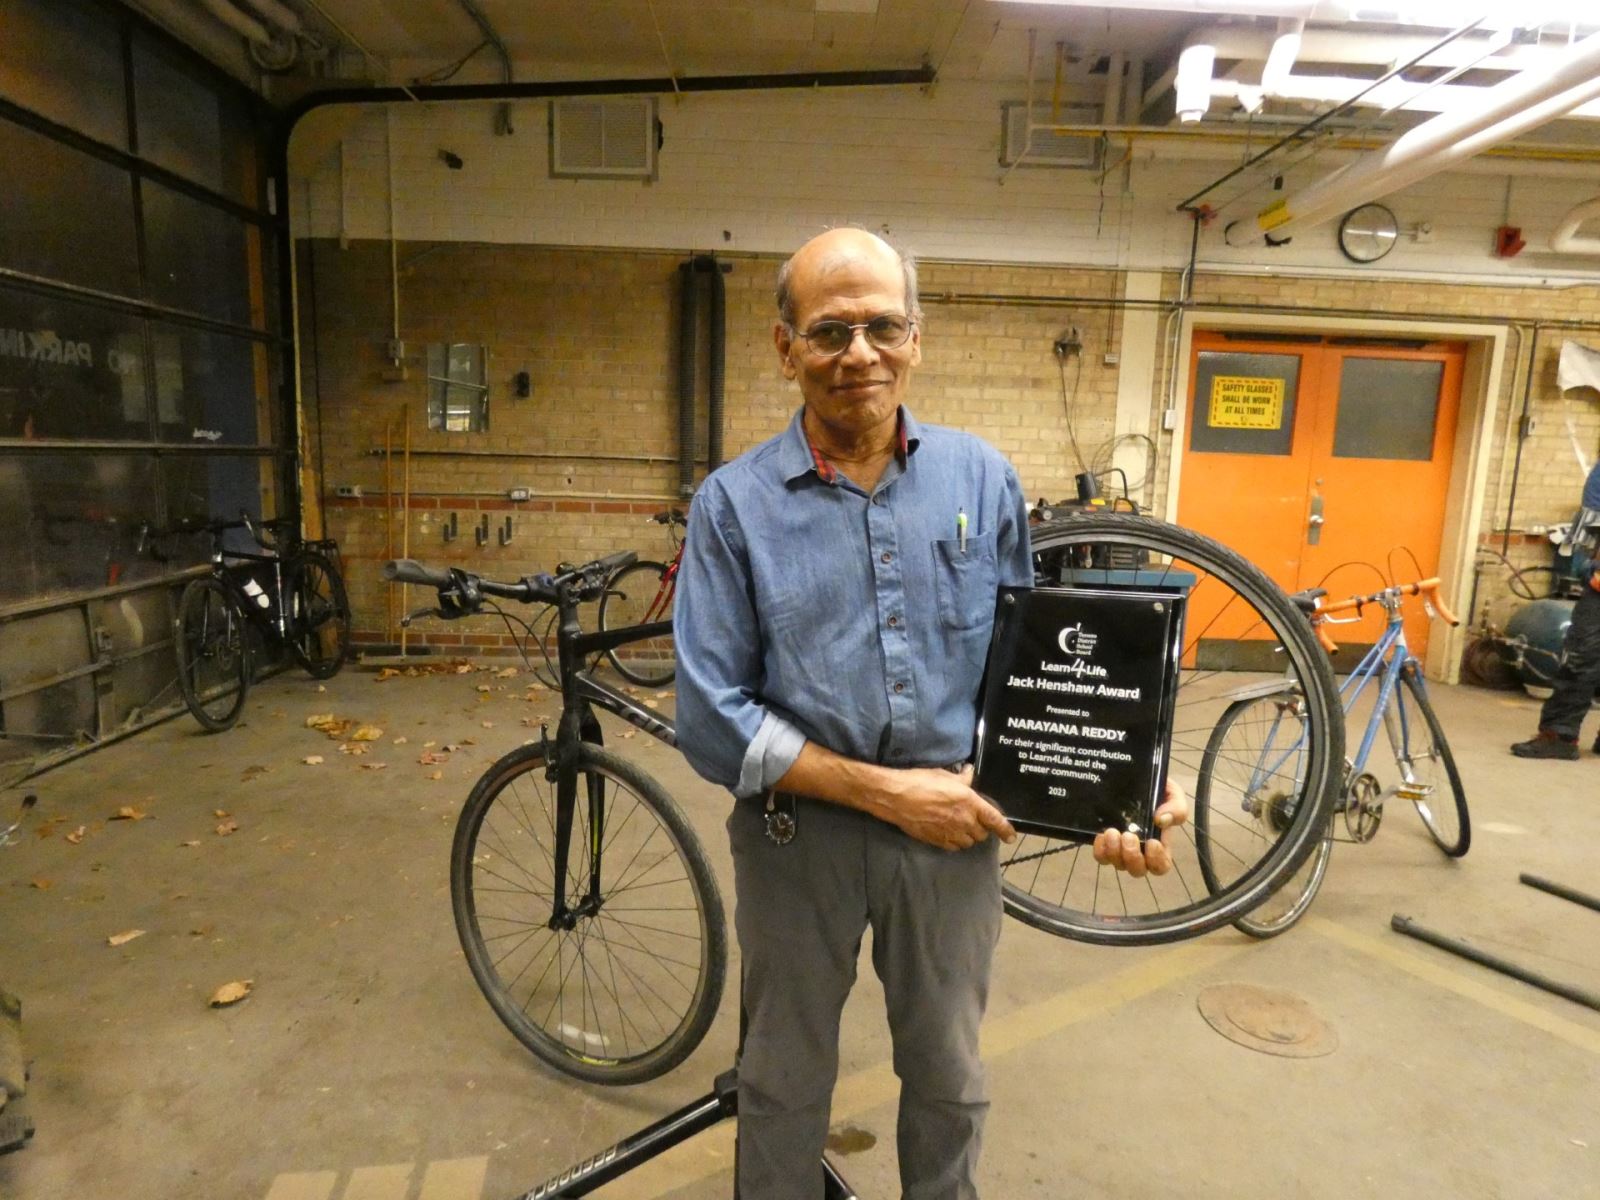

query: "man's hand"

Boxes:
[1092, 778, 1189, 878]
[882, 765, 1016, 852]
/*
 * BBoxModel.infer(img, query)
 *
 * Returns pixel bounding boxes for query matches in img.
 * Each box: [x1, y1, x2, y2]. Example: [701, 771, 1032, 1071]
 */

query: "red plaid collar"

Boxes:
[805, 409, 911, 486]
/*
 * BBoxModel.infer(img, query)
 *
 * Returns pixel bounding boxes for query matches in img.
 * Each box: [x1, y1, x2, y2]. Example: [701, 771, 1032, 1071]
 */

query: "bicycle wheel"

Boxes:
[598, 560, 676, 687]
[1000, 513, 1343, 946]
[286, 550, 351, 679]
[174, 578, 251, 732]
[1391, 666, 1470, 857]
[452, 740, 726, 1084]
[1195, 694, 1334, 939]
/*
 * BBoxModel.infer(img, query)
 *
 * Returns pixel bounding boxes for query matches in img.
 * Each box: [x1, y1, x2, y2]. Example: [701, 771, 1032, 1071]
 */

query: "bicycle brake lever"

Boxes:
[400, 606, 441, 627]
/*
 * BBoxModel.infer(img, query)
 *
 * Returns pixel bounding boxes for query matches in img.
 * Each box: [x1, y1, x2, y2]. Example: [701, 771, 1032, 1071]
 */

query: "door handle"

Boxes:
[1307, 494, 1325, 545]
[1308, 514, 1325, 526]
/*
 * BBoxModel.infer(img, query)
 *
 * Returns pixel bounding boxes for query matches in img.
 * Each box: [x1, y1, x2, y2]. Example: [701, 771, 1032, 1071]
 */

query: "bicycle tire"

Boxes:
[174, 578, 251, 732]
[598, 560, 676, 687]
[999, 513, 1343, 946]
[285, 550, 351, 679]
[1394, 667, 1470, 857]
[451, 740, 726, 1084]
[1195, 694, 1334, 939]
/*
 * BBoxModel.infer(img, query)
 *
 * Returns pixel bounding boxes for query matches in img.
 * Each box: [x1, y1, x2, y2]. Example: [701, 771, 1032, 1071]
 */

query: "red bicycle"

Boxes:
[596, 508, 683, 687]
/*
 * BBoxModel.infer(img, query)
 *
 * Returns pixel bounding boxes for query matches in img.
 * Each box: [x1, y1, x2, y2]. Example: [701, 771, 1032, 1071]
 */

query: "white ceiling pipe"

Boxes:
[124, 0, 255, 80]
[195, 0, 272, 46]
[1213, 66, 1600, 120]
[1195, 24, 1556, 71]
[1227, 27, 1600, 244]
[1260, 17, 1303, 92]
[1103, 50, 1125, 126]
[1176, 41, 1217, 122]
[1123, 55, 1147, 124]
[235, 0, 302, 35]
[1551, 197, 1600, 254]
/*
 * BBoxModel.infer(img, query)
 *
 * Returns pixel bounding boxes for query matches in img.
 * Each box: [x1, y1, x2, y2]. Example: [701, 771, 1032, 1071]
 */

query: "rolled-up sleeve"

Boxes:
[674, 479, 805, 797]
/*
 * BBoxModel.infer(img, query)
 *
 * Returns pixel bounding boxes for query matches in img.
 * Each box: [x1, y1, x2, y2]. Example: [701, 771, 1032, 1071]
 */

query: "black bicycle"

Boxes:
[151, 514, 351, 732]
[383, 550, 727, 1085]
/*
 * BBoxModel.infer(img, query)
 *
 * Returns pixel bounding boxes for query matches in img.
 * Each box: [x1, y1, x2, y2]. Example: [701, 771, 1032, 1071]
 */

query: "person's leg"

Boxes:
[866, 825, 1002, 1200]
[730, 796, 870, 1200]
[1516, 586, 1600, 755]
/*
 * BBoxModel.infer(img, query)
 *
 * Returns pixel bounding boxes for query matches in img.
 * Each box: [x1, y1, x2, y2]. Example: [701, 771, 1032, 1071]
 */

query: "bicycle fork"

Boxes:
[542, 728, 608, 929]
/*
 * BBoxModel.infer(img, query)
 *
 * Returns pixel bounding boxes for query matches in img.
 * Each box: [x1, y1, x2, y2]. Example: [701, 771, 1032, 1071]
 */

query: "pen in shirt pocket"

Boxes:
[957, 508, 968, 553]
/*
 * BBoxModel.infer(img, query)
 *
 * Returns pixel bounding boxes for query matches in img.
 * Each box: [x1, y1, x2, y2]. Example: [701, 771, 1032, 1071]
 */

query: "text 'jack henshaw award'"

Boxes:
[972, 586, 1184, 841]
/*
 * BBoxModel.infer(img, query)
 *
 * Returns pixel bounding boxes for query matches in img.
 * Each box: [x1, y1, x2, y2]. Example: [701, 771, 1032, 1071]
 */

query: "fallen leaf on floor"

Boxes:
[336, 743, 369, 756]
[493, 667, 518, 678]
[190, 925, 214, 937]
[654, 691, 674, 700]
[376, 668, 401, 681]
[111, 805, 148, 821]
[107, 929, 146, 947]
[303, 755, 325, 766]
[455, 663, 472, 674]
[423, 740, 436, 748]
[428, 770, 443, 781]
[65, 825, 87, 845]
[315, 684, 327, 693]
[418, 751, 449, 765]
[361, 762, 388, 771]
[644, 699, 660, 709]
[461, 737, 477, 745]
[442, 743, 462, 753]
[30, 878, 51, 890]
[216, 820, 239, 836]
[480, 720, 494, 729]
[620, 730, 636, 739]
[392, 736, 408, 745]
[350, 725, 383, 741]
[35, 818, 65, 839]
[214, 809, 229, 819]
[240, 765, 270, 782]
[208, 979, 252, 1007]
[306, 714, 355, 738]
[474, 684, 492, 693]
[178, 840, 201, 848]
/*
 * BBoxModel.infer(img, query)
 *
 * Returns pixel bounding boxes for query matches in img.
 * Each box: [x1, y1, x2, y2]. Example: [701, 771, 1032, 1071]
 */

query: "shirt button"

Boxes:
[872, 494, 883, 506]
[881, 552, 892, 563]
[893, 681, 906, 694]
[887, 615, 899, 628]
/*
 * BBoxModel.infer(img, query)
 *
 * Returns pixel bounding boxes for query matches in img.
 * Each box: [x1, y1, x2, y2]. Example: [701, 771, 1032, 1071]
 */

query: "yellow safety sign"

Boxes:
[1209, 375, 1285, 430]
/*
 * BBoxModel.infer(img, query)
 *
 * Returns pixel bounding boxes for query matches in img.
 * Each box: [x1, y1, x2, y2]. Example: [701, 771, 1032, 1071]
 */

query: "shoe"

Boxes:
[1510, 731, 1580, 760]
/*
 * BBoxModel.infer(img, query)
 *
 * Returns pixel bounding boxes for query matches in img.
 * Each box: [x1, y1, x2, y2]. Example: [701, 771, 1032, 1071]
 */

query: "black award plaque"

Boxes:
[972, 585, 1184, 842]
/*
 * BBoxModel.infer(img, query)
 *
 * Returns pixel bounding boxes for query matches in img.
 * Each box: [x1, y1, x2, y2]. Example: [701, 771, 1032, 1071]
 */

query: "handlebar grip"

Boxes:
[593, 550, 637, 576]
[1314, 622, 1340, 655]
[1418, 580, 1460, 627]
[383, 559, 453, 588]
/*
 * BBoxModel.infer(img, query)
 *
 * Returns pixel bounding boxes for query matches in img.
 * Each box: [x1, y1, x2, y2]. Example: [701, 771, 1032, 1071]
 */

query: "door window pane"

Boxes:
[1191, 351, 1299, 456]
[0, 120, 140, 296]
[1333, 357, 1444, 461]
[0, 286, 148, 441]
[162, 453, 277, 532]
[0, 0, 127, 148]
[132, 37, 262, 206]
[0, 452, 157, 602]
[152, 325, 279, 447]
[142, 181, 255, 326]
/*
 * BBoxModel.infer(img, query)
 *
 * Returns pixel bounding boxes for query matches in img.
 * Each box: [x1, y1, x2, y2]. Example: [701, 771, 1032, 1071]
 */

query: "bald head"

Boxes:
[776, 229, 921, 330]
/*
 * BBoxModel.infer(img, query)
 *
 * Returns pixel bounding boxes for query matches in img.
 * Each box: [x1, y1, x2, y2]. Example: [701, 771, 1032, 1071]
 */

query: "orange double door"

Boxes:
[1176, 332, 1465, 664]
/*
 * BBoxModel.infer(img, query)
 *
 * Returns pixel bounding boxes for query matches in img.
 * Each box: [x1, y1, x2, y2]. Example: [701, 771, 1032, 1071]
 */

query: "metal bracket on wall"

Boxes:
[443, 512, 459, 543]
[475, 514, 490, 547]
[498, 516, 514, 547]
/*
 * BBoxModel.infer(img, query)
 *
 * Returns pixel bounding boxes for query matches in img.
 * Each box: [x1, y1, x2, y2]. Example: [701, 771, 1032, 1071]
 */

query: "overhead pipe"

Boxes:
[457, 0, 515, 135]
[195, 0, 272, 46]
[703, 257, 727, 475]
[1551, 197, 1600, 254]
[676, 260, 701, 499]
[1226, 27, 1600, 245]
[235, 0, 302, 34]
[1174, 41, 1216, 123]
[1101, 51, 1124, 127]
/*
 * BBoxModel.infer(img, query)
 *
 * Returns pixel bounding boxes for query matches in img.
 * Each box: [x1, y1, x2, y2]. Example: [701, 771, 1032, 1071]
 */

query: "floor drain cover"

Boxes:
[1196, 983, 1338, 1058]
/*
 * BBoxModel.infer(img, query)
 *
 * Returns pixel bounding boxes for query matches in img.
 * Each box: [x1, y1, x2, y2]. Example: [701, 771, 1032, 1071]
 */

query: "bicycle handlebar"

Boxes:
[1308, 577, 1460, 654]
[381, 550, 639, 616]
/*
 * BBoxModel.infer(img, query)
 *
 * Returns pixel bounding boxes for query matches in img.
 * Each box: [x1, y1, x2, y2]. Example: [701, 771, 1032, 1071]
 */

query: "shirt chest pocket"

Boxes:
[931, 530, 1000, 631]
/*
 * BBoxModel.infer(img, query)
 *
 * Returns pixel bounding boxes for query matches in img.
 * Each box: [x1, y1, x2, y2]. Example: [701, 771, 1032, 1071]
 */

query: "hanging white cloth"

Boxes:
[1557, 340, 1600, 394]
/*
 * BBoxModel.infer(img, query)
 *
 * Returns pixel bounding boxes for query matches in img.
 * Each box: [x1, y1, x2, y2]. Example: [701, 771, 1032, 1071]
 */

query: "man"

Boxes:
[674, 228, 1185, 1200]
[1511, 460, 1600, 759]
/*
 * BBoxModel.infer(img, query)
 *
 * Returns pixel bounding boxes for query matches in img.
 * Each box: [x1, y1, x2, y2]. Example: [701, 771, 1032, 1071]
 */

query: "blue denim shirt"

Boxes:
[674, 407, 1034, 798]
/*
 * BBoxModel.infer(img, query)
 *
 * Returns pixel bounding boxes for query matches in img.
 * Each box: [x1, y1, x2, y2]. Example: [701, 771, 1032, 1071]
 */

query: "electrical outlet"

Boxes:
[334, 484, 363, 499]
[507, 487, 531, 502]
[1103, 352, 1120, 366]
[1162, 409, 1177, 431]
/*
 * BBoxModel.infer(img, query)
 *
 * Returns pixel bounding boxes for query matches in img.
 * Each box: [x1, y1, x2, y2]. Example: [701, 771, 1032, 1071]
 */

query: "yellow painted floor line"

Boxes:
[262, 1171, 338, 1200]
[599, 938, 1247, 1199]
[1307, 915, 1600, 1055]
[342, 1161, 416, 1200]
[417, 1156, 490, 1200]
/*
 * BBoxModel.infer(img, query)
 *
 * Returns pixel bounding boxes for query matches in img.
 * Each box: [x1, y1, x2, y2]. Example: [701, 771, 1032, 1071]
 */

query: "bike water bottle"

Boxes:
[242, 577, 270, 610]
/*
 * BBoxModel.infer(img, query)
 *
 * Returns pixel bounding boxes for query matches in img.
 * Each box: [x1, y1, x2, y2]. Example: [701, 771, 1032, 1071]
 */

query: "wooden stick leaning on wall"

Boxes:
[403, 406, 414, 653]
[385, 416, 396, 644]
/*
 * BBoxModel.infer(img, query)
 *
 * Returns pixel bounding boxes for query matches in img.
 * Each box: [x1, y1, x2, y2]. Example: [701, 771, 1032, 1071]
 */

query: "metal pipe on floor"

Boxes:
[1520, 874, 1600, 915]
[1390, 914, 1600, 1013]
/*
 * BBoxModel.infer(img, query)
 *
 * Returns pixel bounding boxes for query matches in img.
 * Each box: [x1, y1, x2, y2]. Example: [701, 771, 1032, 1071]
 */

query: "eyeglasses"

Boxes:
[795, 314, 915, 358]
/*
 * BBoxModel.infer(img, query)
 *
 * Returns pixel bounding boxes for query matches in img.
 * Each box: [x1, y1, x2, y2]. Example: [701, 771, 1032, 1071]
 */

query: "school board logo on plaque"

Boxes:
[972, 586, 1184, 842]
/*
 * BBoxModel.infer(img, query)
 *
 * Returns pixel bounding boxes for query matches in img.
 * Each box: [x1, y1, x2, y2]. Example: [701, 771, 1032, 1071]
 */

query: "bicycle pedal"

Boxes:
[1395, 784, 1431, 802]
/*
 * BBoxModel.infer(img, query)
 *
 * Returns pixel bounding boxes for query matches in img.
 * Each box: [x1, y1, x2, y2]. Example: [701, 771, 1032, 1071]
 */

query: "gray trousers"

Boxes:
[728, 794, 1003, 1200]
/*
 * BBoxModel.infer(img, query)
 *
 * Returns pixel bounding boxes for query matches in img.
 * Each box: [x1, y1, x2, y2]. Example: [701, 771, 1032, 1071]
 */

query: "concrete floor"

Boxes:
[2, 664, 1597, 1200]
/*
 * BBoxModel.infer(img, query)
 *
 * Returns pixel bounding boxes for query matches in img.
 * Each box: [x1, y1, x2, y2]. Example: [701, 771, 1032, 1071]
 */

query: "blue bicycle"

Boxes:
[1194, 577, 1471, 938]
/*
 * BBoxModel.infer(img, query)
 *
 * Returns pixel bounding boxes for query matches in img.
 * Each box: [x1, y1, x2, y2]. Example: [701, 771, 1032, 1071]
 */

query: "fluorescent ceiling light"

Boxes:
[816, 0, 879, 12]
